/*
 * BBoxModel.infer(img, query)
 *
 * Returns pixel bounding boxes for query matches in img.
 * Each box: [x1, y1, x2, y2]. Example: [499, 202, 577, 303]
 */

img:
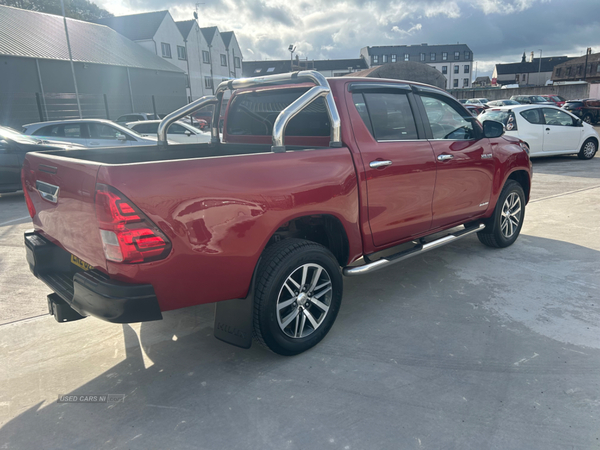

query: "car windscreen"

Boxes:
[480, 110, 510, 125]
[0, 126, 40, 144]
[531, 96, 548, 103]
[563, 102, 583, 109]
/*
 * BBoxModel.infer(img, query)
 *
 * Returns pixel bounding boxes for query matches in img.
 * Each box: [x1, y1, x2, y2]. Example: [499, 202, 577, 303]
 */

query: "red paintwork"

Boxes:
[540, 95, 565, 107]
[23, 77, 532, 315]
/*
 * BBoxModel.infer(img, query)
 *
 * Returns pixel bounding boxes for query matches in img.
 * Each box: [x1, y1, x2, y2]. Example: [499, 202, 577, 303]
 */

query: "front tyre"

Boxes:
[578, 138, 597, 160]
[253, 239, 343, 356]
[478, 180, 525, 248]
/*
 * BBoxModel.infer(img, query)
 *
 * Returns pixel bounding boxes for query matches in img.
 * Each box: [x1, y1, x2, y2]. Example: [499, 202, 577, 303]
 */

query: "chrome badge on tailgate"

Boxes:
[36, 181, 60, 203]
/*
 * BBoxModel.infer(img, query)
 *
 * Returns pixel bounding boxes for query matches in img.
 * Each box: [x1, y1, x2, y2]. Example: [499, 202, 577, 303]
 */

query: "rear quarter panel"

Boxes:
[97, 148, 361, 311]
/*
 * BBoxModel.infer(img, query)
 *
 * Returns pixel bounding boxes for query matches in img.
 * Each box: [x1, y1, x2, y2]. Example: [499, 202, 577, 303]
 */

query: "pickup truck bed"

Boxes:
[23, 71, 532, 355]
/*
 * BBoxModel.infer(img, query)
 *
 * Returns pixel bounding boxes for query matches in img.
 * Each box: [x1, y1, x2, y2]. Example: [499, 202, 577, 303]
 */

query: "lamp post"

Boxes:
[288, 44, 296, 72]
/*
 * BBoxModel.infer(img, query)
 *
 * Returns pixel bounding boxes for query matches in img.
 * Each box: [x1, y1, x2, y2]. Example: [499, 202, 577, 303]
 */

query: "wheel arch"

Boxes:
[262, 214, 350, 267]
[506, 169, 531, 203]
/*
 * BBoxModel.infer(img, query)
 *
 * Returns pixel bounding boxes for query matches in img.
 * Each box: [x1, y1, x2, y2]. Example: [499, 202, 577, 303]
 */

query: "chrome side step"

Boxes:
[343, 223, 485, 277]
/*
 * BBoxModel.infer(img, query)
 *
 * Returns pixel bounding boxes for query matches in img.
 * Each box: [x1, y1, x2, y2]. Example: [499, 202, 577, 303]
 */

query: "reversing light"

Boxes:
[95, 184, 171, 264]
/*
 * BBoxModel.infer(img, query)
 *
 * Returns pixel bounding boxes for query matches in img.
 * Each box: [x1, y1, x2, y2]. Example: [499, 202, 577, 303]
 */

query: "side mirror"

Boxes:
[576, 118, 583, 127]
[117, 134, 127, 141]
[0, 139, 9, 152]
[185, 130, 192, 137]
[482, 120, 505, 138]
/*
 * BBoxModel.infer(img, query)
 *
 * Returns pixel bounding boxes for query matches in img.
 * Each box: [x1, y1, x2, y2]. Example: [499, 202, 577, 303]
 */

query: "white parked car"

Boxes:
[479, 105, 599, 159]
[126, 120, 211, 144]
[465, 98, 490, 107]
[22, 119, 159, 148]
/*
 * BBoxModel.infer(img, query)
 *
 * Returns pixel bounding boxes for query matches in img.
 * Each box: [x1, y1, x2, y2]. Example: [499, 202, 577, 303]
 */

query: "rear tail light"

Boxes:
[21, 169, 36, 218]
[95, 184, 171, 263]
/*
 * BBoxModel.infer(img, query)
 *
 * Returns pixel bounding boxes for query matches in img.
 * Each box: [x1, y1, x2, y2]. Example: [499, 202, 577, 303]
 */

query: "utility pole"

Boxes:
[61, 0, 82, 118]
[584, 47, 592, 81]
[288, 44, 296, 72]
[538, 49, 542, 85]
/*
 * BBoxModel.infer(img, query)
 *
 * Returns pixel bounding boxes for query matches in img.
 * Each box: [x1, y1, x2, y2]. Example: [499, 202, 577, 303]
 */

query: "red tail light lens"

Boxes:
[95, 184, 171, 264]
[21, 169, 36, 218]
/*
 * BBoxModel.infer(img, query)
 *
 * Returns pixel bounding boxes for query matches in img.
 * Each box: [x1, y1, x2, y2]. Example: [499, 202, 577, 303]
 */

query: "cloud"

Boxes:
[96, 0, 600, 77]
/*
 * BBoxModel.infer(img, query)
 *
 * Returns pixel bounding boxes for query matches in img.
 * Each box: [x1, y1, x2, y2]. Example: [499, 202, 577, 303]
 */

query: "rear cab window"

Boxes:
[226, 88, 330, 137]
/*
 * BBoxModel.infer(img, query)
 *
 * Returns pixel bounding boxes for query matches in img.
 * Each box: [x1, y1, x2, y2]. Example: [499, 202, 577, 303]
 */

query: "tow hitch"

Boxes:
[47, 293, 86, 323]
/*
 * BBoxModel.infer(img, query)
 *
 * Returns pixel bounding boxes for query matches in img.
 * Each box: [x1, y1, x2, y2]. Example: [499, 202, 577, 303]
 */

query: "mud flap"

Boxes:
[213, 296, 254, 349]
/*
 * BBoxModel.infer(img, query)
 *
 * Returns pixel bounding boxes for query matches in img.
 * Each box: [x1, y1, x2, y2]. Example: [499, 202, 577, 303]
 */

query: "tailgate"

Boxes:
[23, 152, 106, 271]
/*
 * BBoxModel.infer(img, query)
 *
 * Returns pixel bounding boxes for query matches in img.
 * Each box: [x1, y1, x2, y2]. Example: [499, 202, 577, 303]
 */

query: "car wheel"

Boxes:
[253, 239, 343, 356]
[478, 180, 525, 248]
[578, 138, 597, 160]
[583, 114, 593, 125]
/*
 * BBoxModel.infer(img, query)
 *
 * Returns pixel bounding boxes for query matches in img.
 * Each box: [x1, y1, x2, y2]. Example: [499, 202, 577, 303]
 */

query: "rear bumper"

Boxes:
[25, 231, 162, 323]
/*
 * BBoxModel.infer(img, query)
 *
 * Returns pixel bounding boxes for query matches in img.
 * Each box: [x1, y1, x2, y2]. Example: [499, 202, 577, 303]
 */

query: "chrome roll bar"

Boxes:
[213, 70, 342, 151]
[157, 70, 342, 151]
[157, 96, 218, 145]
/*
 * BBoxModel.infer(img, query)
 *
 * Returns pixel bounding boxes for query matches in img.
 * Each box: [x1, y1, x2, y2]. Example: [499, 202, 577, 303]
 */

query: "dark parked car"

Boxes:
[0, 126, 82, 193]
[510, 95, 555, 105]
[562, 99, 600, 124]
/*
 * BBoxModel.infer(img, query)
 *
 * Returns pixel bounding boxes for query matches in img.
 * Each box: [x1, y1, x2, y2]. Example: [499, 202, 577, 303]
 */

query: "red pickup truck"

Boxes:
[22, 71, 532, 355]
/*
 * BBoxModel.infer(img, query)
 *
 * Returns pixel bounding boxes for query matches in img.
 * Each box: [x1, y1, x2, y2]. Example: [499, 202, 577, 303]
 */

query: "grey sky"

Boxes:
[97, 0, 600, 77]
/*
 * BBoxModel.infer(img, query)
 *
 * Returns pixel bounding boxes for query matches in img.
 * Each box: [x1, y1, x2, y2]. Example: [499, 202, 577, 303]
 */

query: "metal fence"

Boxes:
[0, 92, 186, 130]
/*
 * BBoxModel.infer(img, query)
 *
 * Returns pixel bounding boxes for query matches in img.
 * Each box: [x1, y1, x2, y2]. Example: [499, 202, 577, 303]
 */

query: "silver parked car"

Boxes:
[22, 119, 159, 148]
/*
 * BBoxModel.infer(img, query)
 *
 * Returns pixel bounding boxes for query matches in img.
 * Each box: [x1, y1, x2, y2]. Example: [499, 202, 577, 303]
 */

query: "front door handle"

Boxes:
[369, 160, 393, 169]
[437, 154, 454, 161]
[545, 128, 550, 131]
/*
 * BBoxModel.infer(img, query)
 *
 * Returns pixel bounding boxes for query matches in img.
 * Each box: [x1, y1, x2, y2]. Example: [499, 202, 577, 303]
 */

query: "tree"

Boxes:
[0, 0, 113, 21]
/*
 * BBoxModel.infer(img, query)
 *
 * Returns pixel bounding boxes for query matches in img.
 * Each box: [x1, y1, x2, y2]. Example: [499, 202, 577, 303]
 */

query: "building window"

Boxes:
[161, 42, 171, 59]
[234, 57, 241, 68]
[556, 68, 561, 77]
[515, 74, 520, 81]
[442, 66, 447, 74]
[576, 65, 582, 76]
[464, 51, 470, 60]
[454, 65, 459, 74]
[453, 79, 458, 88]
[220, 54, 227, 66]
[177, 45, 187, 60]
[464, 65, 469, 73]
[382, 55, 388, 63]
[430, 53, 436, 61]
[454, 51, 460, 60]
[391, 54, 397, 63]
[266, 67, 275, 73]
[202, 50, 210, 64]
[420, 53, 426, 61]
[205, 76, 213, 89]
[373, 55, 379, 64]
[442, 52, 448, 61]
[254, 68, 261, 74]
[404, 54, 409, 61]
[463, 78, 469, 87]
[566, 67, 571, 76]
[522, 74, 526, 81]
[597, 64, 600, 73]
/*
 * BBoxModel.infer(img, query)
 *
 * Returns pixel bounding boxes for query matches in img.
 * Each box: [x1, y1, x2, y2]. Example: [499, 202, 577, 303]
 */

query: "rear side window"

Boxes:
[355, 92, 418, 141]
[226, 88, 330, 136]
[63, 124, 84, 138]
[132, 123, 158, 134]
[89, 123, 132, 140]
[32, 125, 62, 137]
[169, 124, 189, 135]
[520, 109, 543, 124]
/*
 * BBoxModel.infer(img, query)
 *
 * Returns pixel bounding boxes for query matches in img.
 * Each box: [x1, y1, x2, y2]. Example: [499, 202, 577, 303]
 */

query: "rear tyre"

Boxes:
[578, 138, 597, 160]
[253, 239, 343, 356]
[478, 180, 525, 248]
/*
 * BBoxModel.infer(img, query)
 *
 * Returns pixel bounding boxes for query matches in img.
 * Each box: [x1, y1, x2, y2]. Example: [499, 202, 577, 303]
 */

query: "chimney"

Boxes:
[530, 51, 534, 63]
[521, 52, 526, 63]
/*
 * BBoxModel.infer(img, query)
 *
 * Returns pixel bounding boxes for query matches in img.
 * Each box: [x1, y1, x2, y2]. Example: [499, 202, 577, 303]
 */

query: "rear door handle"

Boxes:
[369, 160, 393, 169]
[437, 154, 454, 161]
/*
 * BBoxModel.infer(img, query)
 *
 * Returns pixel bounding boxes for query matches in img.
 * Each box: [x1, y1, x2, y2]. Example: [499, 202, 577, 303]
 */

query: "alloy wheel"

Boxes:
[276, 263, 332, 339]
[500, 192, 522, 239]
[583, 141, 596, 158]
